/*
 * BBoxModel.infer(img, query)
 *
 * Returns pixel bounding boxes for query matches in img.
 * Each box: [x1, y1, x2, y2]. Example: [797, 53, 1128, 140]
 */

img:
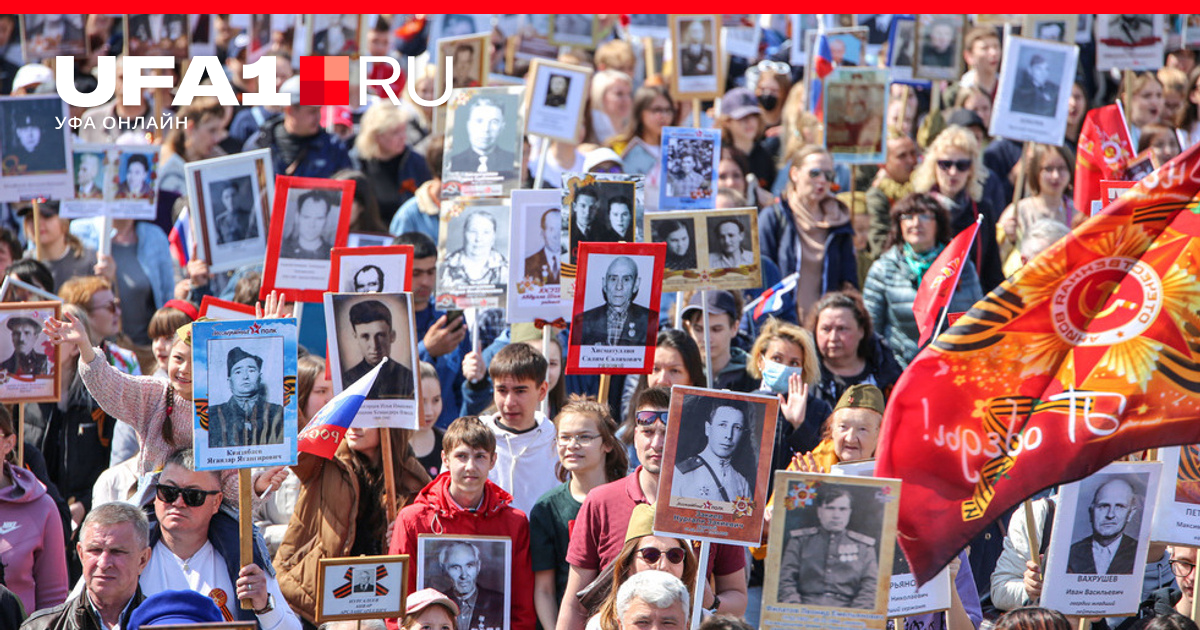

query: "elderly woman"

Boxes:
[352, 101, 433, 224]
[998, 144, 1074, 273]
[911, 125, 1003, 291]
[590, 69, 634, 145]
[806, 291, 902, 410]
[440, 211, 508, 287]
[758, 145, 857, 320]
[863, 193, 983, 367]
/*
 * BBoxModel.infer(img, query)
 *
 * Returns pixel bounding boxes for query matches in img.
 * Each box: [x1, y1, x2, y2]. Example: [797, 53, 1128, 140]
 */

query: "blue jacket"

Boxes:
[415, 302, 472, 429]
[758, 197, 859, 301]
[71, 219, 175, 310]
[245, 115, 351, 179]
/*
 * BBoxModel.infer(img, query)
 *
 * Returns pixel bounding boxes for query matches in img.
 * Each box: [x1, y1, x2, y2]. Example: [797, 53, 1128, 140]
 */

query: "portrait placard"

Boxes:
[1151, 446, 1200, 546]
[512, 15, 558, 63]
[831, 460, 952, 618]
[198, 296, 256, 321]
[125, 14, 190, 57]
[309, 14, 361, 56]
[722, 15, 762, 60]
[1100, 179, 1136, 210]
[260, 176, 355, 303]
[20, 15, 87, 61]
[761, 471, 901, 630]
[655, 386, 778, 545]
[435, 198, 511, 310]
[315, 555, 409, 623]
[887, 16, 929, 87]
[185, 149, 275, 274]
[1095, 14, 1165, 71]
[646, 207, 761, 293]
[566, 242, 665, 375]
[1185, 15, 1200, 50]
[188, 14, 216, 57]
[323, 292, 419, 429]
[658, 127, 720, 210]
[441, 87, 527, 201]
[1023, 15, 1077, 43]
[0, 94, 74, 203]
[436, 33, 491, 96]
[329, 246, 414, 294]
[559, 172, 645, 313]
[0, 301, 60, 404]
[524, 59, 592, 143]
[913, 14, 966, 82]
[824, 68, 889, 164]
[669, 15, 723, 100]
[192, 318, 299, 471]
[548, 15, 598, 49]
[109, 146, 160, 220]
[60, 144, 113, 218]
[416, 535, 512, 630]
[856, 14, 897, 53]
[628, 15, 669, 40]
[429, 14, 493, 44]
[788, 15, 821, 66]
[989, 36, 1079, 145]
[1042, 461, 1162, 617]
[507, 189, 562, 323]
[804, 28, 869, 115]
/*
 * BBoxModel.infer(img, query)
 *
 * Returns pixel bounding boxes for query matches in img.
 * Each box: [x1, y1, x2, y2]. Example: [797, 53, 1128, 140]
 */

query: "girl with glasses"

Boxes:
[998, 144, 1075, 275]
[862, 193, 983, 368]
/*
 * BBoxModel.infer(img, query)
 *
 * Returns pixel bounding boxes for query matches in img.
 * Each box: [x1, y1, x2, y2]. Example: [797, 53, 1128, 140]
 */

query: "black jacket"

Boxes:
[20, 587, 143, 630]
[22, 375, 113, 511]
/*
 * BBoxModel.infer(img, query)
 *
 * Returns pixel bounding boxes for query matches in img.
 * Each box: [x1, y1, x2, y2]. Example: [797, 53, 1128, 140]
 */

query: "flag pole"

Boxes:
[930, 215, 983, 342]
[239, 468, 254, 609]
[689, 540, 712, 629]
[1024, 499, 1042, 574]
[700, 289, 713, 388]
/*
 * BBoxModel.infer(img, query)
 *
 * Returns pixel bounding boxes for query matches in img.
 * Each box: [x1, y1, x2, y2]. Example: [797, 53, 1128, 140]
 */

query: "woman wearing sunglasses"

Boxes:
[862, 193, 983, 368]
[910, 125, 1004, 292]
[758, 144, 858, 321]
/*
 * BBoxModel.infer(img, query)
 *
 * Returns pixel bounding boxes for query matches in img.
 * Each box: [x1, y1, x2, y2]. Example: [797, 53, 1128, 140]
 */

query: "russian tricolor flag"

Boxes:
[747, 273, 799, 320]
[298, 358, 386, 459]
[811, 34, 835, 121]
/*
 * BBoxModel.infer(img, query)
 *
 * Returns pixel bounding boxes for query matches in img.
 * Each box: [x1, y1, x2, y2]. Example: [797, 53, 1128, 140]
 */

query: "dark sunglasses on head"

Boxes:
[936, 159, 972, 173]
[635, 410, 668, 426]
[156, 483, 220, 507]
[637, 546, 687, 565]
[807, 168, 835, 181]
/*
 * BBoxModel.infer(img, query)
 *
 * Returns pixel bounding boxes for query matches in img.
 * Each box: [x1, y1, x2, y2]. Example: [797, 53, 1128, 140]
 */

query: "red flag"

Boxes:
[1074, 103, 1134, 216]
[876, 142, 1200, 585]
[913, 218, 980, 347]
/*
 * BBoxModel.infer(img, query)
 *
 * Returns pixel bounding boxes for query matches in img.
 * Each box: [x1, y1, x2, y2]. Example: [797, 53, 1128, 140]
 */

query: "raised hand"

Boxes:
[43, 311, 96, 363]
[779, 374, 809, 429]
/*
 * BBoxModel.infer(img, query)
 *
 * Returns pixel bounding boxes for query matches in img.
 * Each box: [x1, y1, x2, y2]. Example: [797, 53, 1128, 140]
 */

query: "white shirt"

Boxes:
[141, 540, 302, 630]
[1091, 537, 1122, 574]
[481, 412, 559, 517]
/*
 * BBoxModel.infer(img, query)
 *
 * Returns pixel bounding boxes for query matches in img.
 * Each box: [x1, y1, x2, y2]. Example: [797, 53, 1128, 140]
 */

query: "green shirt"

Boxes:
[528, 482, 582, 606]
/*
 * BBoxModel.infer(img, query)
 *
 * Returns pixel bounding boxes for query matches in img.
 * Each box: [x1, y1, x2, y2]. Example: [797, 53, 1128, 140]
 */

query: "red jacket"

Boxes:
[387, 472, 534, 630]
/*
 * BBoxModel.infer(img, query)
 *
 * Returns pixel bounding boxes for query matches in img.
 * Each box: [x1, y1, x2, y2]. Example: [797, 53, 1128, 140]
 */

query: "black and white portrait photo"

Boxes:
[1107, 14, 1155, 46]
[205, 339, 286, 449]
[332, 249, 410, 294]
[311, 14, 360, 56]
[1095, 14, 1164, 71]
[678, 17, 715, 77]
[187, 150, 274, 274]
[989, 37, 1077, 145]
[1, 97, 68, 176]
[507, 189, 562, 322]
[563, 175, 640, 263]
[0, 314, 49, 377]
[442, 87, 526, 200]
[73, 150, 105, 200]
[550, 14, 595, 47]
[263, 177, 353, 301]
[569, 254, 655, 348]
[417, 537, 512, 630]
[1026, 16, 1072, 43]
[439, 35, 487, 90]
[126, 14, 189, 57]
[661, 130, 718, 207]
[651, 217, 698, 273]
[21, 14, 86, 60]
[0, 303, 59, 403]
[524, 208, 560, 287]
[671, 15, 722, 98]
[1065, 475, 1146, 575]
[670, 395, 760, 505]
[209, 176, 258, 245]
[706, 215, 754, 269]
[544, 74, 570, 108]
[914, 15, 964, 82]
[280, 189, 342, 261]
[525, 60, 591, 143]
[436, 200, 511, 310]
[889, 18, 916, 70]
[328, 294, 416, 400]
[115, 150, 156, 200]
[432, 14, 490, 41]
[1011, 49, 1064, 117]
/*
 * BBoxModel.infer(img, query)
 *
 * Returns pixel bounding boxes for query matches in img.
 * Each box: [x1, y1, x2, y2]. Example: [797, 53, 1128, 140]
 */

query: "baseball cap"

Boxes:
[406, 588, 460, 618]
[720, 87, 763, 120]
[833, 384, 886, 415]
[584, 147, 624, 173]
[945, 108, 986, 132]
[12, 64, 52, 93]
[127, 590, 223, 629]
[15, 201, 59, 218]
[226, 33, 250, 62]
[321, 105, 353, 128]
[680, 291, 739, 324]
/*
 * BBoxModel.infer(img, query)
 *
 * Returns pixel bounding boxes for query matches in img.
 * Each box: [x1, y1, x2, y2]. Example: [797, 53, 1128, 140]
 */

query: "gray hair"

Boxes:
[615, 570, 690, 623]
[1019, 219, 1070, 263]
[81, 502, 150, 549]
[438, 540, 480, 566]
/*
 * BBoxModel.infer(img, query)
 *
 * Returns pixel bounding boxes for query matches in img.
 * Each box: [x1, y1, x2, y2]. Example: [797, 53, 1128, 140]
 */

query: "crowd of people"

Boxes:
[1, 12, 1199, 630]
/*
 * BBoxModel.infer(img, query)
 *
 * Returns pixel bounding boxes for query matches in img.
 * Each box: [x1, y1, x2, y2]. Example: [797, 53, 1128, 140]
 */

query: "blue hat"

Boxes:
[128, 590, 224, 629]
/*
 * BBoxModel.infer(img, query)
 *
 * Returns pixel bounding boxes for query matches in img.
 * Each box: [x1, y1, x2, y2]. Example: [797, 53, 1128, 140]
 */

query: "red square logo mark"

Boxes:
[298, 56, 350, 106]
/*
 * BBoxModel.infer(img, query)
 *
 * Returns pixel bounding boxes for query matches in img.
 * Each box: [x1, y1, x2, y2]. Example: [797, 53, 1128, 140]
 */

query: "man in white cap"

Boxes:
[10, 63, 53, 95]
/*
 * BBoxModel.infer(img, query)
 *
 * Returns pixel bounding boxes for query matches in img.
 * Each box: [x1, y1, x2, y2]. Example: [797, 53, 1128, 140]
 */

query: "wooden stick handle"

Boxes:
[31, 200, 42, 261]
[238, 468, 254, 610]
[1024, 498, 1042, 574]
[17, 404, 25, 467]
[598, 373, 611, 405]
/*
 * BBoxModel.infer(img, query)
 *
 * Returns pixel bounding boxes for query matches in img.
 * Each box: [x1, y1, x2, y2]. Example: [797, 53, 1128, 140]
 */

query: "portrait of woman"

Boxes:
[441, 210, 509, 287]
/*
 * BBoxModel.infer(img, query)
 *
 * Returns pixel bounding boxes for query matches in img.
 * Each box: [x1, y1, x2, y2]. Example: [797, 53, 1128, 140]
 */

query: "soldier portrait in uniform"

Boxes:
[206, 345, 286, 448]
[0, 315, 50, 376]
[335, 298, 416, 400]
[672, 402, 754, 504]
[1011, 51, 1063, 118]
[417, 536, 512, 630]
[778, 485, 880, 609]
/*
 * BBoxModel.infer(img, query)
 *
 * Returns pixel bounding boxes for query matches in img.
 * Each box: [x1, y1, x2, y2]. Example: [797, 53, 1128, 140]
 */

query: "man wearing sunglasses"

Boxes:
[559, 387, 747, 630]
[141, 449, 302, 630]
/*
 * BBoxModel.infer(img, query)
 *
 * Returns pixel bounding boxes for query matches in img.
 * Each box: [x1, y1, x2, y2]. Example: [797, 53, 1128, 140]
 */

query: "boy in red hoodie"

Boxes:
[388, 416, 535, 630]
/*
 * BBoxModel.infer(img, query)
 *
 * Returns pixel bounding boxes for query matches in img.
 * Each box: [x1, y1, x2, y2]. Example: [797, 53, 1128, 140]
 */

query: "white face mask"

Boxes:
[761, 359, 803, 394]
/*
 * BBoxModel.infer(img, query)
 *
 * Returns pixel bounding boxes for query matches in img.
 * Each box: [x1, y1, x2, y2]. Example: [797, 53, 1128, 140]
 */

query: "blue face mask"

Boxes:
[761, 359, 803, 394]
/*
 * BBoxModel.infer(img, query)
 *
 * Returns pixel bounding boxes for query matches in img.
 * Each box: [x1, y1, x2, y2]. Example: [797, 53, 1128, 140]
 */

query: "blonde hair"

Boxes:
[1158, 66, 1188, 100]
[595, 40, 635, 74]
[911, 125, 986, 202]
[746, 318, 820, 386]
[591, 69, 632, 110]
[355, 101, 410, 160]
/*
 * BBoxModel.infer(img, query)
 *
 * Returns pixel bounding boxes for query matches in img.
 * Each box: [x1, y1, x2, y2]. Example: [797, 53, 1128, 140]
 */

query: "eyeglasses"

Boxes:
[155, 483, 221, 507]
[635, 410, 668, 426]
[648, 106, 675, 116]
[1172, 560, 1195, 578]
[936, 159, 972, 173]
[899, 212, 935, 223]
[808, 168, 835, 181]
[557, 433, 600, 447]
[90, 298, 120, 314]
[636, 546, 687, 565]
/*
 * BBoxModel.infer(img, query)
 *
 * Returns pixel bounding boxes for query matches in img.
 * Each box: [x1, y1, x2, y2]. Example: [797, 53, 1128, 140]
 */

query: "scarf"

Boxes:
[902, 242, 945, 283]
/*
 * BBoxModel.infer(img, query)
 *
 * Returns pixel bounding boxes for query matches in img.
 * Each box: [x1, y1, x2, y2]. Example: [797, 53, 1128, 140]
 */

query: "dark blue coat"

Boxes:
[757, 197, 859, 303]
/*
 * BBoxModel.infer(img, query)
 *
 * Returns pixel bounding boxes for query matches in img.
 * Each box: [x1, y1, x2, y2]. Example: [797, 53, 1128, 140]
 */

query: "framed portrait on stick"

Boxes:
[761, 471, 901, 629]
[548, 14, 598, 49]
[887, 15, 928, 86]
[654, 386, 778, 545]
[658, 126, 720, 210]
[329, 245, 414, 294]
[60, 145, 113, 219]
[989, 36, 1079, 145]
[645, 207, 761, 293]
[199, 296, 256, 321]
[1152, 446, 1200, 546]
[20, 15, 87, 61]
[441, 86, 527, 201]
[416, 535, 513, 630]
[566, 241, 665, 375]
[1095, 14, 1165, 71]
[1023, 14, 1077, 43]
[0, 94, 74, 202]
[323, 292, 419, 429]
[913, 14, 966, 82]
[110, 146, 160, 219]
[261, 176, 355, 303]
[669, 14, 723, 100]
[437, 33, 491, 95]
[524, 59, 592, 143]
[561, 172, 644, 267]
[1042, 461, 1162, 617]
[185, 149, 275, 274]
[436, 198, 511, 310]
[507, 189, 563, 323]
[191, 318, 299, 471]
[823, 68, 889, 164]
[315, 555, 409, 623]
[0, 301, 61, 404]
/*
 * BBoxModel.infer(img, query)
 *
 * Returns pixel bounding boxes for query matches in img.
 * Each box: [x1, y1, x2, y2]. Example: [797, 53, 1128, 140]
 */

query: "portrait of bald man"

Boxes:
[571, 256, 653, 347]
[1066, 476, 1142, 575]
